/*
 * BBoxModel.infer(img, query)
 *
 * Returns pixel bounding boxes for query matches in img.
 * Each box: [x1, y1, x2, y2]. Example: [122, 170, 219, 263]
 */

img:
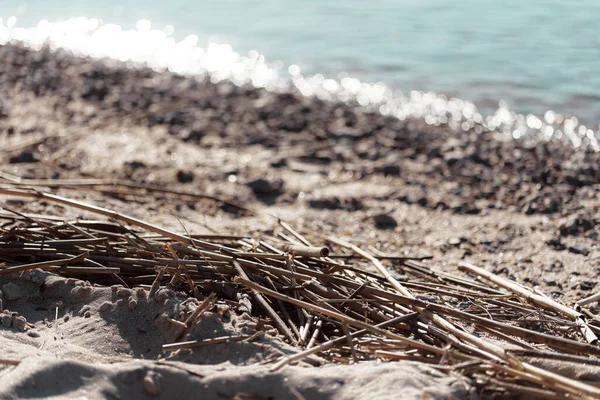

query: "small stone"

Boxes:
[84, 311, 91, 318]
[546, 236, 566, 251]
[1, 283, 22, 301]
[559, 214, 595, 236]
[372, 214, 398, 229]
[176, 169, 194, 183]
[380, 164, 401, 176]
[580, 281, 596, 291]
[27, 330, 40, 338]
[543, 275, 557, 287]
[128, 299, 138, 310]
[270, 158, 287, 168]
[568, 246, 590, 256]
[9, 149, 38, 164]
[246, 178, 284, 196]
[63, 315, 70, 322]
[143, 371, 162, 397]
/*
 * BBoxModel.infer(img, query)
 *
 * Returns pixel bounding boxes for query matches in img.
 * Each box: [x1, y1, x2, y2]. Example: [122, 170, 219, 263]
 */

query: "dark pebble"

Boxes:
[580, 281, 596, 291]
[247, 178, 284, 195]
[176, 169, 195, 183]
[546, 237, 566, 251]
[308, 196, 363, 211]
[373, 213, 397, 229]
[567, 245, 590, 256]
[542, 275, 557, 287]
[123, 160, 146, 171]
[9, 149, 38, 164]
[379, 164, 401, 176]
[270, 158, 288, 168]
[559, 214, 596, 237]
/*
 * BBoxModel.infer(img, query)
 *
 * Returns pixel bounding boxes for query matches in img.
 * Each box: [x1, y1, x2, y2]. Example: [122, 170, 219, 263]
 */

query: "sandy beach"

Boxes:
[1, 43, 600, 399]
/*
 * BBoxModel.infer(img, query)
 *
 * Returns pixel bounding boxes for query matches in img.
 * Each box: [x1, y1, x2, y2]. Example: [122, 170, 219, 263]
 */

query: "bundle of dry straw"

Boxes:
[1, 181, 600, 399]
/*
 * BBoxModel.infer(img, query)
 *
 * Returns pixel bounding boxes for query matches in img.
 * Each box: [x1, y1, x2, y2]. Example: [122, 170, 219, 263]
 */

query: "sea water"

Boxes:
[1, 1, 599, 148]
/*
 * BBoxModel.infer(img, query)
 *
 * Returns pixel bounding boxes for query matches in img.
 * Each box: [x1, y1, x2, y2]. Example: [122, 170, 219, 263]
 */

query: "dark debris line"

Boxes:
[1, 44, 600, 216]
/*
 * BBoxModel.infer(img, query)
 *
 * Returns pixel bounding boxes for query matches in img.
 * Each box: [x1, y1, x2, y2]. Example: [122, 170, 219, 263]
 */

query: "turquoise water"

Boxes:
[2, 1, 600, 125]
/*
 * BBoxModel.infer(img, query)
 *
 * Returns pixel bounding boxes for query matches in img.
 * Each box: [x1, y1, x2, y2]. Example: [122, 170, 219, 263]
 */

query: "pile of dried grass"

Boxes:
[1, 181, 600, 399]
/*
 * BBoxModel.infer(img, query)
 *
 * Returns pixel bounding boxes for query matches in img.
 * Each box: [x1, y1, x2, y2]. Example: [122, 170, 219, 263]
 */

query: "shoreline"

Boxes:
[1, 43, 600, 399]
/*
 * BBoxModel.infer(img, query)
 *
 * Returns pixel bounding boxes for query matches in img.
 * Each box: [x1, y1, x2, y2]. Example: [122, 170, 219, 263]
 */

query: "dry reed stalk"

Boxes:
[328, 238, 600, 398]
[0, 358, 21, 366]
[459, 261, 598, 344]
[3, 177, 258, 216]
[0, 187, 225, 250]
[232, 260, 297, 344]
[280, 244, 330, 258]
[235, 276, 441, 354]
[0, 252, 88, 275]
[4, 183, 600, 397]
[271, 313, 418, 370]
[163, 334, 254, 351]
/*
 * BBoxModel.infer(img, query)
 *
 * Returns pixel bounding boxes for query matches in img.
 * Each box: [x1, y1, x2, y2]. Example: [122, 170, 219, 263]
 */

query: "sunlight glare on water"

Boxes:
[0, 16, 598, 151]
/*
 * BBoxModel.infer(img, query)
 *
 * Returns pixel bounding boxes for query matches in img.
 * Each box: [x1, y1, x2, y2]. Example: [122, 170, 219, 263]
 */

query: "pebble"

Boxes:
[308, 196, 363, 211]
[568, 246, 590, 256]
[559, 213, 596, 236]
[176, 169, 194, 183]
[580, 281, 596, 291]
[546, 236, 566, 251]
[380, 164, 401, 176]
[9, 149, 38, 164]
[372, 213, 398, 229]
[246, 178, 284, 196]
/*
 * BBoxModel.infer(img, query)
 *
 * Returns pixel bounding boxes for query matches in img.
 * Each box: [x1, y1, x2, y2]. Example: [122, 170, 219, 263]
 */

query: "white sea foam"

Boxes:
[0, 16, 597, 150]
